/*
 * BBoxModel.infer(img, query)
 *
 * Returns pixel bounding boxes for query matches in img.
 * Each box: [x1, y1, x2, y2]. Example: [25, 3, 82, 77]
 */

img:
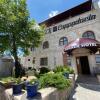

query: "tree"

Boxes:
[0, 0, 44, 78]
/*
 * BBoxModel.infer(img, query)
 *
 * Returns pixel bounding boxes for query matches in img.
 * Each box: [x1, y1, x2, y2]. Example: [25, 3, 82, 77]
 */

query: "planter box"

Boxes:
[5, 74, 75, 100]
[55, 87, 72, 100]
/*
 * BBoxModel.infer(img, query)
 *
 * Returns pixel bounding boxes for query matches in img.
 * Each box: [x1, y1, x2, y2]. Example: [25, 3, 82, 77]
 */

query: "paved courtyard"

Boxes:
[69, 75, 100, 100]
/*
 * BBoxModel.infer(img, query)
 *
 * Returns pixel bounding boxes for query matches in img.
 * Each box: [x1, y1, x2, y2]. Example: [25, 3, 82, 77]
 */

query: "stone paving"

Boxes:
[69, 75, 100, 100]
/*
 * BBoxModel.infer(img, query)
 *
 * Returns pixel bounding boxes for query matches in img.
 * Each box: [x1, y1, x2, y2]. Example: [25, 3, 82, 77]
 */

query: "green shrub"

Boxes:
[0, 77, 15, 83]
[39, 73, 71, 90]
[53, 65, 65, 73]
[34, 67, 50, 78]
[53, 65, 74, 74]
[39, 67, 50, 74]
[2, 77, 24, 85]
[66, 67, 74, 74]
[14, 78, 22, 84]
[34, 72, 40, 78]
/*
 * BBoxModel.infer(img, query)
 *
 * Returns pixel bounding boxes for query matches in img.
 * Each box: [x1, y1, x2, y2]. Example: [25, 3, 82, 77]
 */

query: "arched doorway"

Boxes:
[76, 56, 90, 75]
[72, 48, 91, 75]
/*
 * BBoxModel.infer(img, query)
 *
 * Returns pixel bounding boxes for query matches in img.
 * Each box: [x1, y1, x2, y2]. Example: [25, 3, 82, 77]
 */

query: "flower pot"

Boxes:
[26, 82, 38, 98]
[63, 72, 69, 78]
[12, 83, 23, 95]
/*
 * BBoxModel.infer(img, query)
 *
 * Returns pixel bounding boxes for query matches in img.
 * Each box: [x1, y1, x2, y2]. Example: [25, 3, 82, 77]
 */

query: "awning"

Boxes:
[64, 38, 100, 54]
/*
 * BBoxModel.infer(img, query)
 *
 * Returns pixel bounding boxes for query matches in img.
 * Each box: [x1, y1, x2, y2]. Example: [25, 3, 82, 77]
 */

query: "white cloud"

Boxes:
[49, 11, 59, 18]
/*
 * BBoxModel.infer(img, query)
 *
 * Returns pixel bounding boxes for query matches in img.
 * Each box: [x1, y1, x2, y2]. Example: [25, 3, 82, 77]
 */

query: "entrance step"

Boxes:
[77, 83, 100, 91]
[76, 75, 100, 85]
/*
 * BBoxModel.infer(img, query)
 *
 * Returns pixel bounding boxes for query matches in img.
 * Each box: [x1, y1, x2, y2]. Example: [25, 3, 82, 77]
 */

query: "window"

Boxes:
[33, 57, 35, 64]
[53, 26, 57, 32]
[30, 47, 35, 51]
[43, 41, 49, 49]
[95, 55, 100, 64]
[59, 37, 68, 46]
[45, 28, 52, 34]
[40, 57, 48, 66]
[28, 67, 32, 70]
[82, 31, 95, 39]
[28, 59, 30, 61]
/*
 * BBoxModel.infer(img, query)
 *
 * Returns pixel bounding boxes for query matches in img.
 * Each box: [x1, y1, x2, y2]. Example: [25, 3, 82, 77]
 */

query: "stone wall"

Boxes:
[0, 59, 13, 77]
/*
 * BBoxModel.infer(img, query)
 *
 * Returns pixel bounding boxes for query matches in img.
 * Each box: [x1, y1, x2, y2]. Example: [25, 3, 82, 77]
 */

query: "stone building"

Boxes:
[21, 0, 100, 75]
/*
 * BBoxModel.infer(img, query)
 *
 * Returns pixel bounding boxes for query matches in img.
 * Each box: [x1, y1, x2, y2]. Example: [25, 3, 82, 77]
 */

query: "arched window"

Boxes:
[59, 37, 68, 46]
[82, 31, 95, 39]
[43, 41, 49, 49]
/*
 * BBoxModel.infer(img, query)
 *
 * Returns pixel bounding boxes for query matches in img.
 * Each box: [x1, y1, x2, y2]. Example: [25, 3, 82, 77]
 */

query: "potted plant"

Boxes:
[12, 78, 23, 95]
[53, 66, 70, 78]
[54, 65, 75, 78]
[64, 67, 75, 78]
[26, 79, 39, 98]
[62, 71, 69, 79]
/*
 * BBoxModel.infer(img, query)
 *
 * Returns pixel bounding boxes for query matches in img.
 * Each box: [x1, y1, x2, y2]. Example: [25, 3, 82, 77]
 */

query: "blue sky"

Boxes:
[27, 0, 88, 23]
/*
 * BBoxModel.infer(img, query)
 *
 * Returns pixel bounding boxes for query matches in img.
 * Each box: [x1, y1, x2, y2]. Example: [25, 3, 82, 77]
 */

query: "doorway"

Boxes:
[76, 56, 90, 75]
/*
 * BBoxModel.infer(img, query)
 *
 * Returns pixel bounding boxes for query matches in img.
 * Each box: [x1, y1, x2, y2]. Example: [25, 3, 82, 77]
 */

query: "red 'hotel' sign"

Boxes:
[64, 38, 100, 51]
[66, 43, 97, 51]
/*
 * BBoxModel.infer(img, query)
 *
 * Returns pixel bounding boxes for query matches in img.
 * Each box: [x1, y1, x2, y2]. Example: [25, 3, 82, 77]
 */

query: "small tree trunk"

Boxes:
[12, 35, 21, 78]
[14, 57, 21, 78]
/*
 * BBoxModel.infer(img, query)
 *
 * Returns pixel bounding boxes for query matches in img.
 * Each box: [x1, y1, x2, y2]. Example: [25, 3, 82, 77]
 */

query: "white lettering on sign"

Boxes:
[65, 43, 97, 51]
[81, 43, 97, 47]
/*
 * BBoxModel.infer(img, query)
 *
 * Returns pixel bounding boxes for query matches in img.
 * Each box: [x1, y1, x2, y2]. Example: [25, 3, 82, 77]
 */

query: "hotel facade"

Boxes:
[21, 0, 100, 75]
